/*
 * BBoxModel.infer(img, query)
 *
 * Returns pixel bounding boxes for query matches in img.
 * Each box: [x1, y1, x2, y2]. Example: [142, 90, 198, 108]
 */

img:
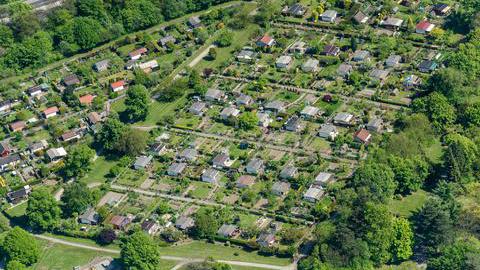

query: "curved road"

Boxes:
[33, 234, 296, 270]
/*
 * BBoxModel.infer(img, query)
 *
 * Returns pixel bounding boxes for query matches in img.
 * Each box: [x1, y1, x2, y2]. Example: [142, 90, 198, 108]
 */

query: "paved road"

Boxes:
[34, 234, 295, 270]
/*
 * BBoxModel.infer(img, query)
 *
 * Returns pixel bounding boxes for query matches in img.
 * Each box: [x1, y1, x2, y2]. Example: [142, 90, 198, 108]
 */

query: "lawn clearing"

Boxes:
[387, 189, 429, 217]
[159, 240, 291, 266]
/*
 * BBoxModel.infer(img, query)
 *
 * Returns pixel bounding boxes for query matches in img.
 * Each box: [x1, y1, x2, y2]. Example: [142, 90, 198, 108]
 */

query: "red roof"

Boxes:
[43, 106, 59, 116]
[79, 94, 94, 105]
[110, 80, 125, 89]
[354, 128, 371, 143]
[259, 35, 273, 45]
[416, 20, 432, 30]
[129, 47, 147, 57]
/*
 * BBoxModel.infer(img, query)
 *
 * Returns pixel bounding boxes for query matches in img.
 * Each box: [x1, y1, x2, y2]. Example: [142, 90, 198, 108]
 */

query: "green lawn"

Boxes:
[189, 182, 212, 199]
[5, 201, 27, 218]
[195, 23, 259, 71]
[160, 241, 291, 266]
[387, 189, 429, 217]
[80, 155, 118, 185]
[33, 241, 118, 270]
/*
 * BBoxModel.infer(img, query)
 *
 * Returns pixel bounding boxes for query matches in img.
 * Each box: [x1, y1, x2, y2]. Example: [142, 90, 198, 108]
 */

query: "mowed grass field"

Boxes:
[160, 241, 291, 266]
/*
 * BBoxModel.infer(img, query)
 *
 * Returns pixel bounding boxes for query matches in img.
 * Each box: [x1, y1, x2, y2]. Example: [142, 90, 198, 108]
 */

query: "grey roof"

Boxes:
[318, 124, 337, 137]
[94, 60, 110, 71]
[370, 69, 390, 80]
[188, 16, 201, 27]
[381, 17, 404, 27]
[334, 112, 353, 123]
[280, 165, 297, 179]
[237, 49, 256, 59]
[202, 168, 221, 180]
[287, 3, 306, 15]
[322, 10, 337, 18]
[272, 181, 291, 194]
[79, 207, 99, 224]
[217, 224, 238, 237]
[220, 107, 240, 118]
[285, 116, 301, 131]
[175, 216, 194, 230]
[168, 162, 187, 175]
[236, 94, 253, 105]
[246, 158, 264, 172]
[315, 172, 333, 185]
[367, 118, 383, 129]
[159, 35, 176, 46]
[385, 55, 401, 66]
[353, 50, 370, 61]
[134, 155, 153, 169]
[0, 154, 20, 167]
[205, 88, 224, 101]
[179, 148, 197, 161]
[264, 100, 285, 112]
[189, 102, 206, 114]
[276, 55, 293, 66]
[337, 63, 353, 76]
[212, 153, 230, 166]
[353, 11, 369, 23]
[301, 106, 320, 117]
[29, 140, 48, 152]
[302, 58, 319, 71]
[304, 186, 324, 201]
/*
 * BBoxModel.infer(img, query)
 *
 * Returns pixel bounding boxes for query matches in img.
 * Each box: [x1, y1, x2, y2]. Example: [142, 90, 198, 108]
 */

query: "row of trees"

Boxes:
[0, 0, 231, 72]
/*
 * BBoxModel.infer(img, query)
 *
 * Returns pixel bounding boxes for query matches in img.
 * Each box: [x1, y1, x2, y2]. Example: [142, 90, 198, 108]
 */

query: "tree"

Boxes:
[4, 31, 54, 70]
[359, 202, 394, 265]
[462, 102, 480, 127]
[121, 231, 161, 270]
[61, 182, 94, 217]
[208, 47, 217, 60]
[413, 197, 454, 253]
[389, 156, 429, 195]
[9, 11, 40, 41]
[0, 25, 14, 48]
[193, 209, 219, 238]
[125, 85, 149, 122]
[216, 30, 234, 47]
[351, 162, 396, 202]
[96, 117, 127, 152]
[120, 0, 163, 32]
[238, 111, 258, 130]
[158, 79, 186, 102]
[114, 128, 147, 156]
[76, 0, 109, 24]
[161, 0, 187, 20]
[412, 92, 457, 131]
[5, 260, 27, 270]
[97, 228, 117, 245]
[1, 227, 40, 266]
[62, 145, 95, 179]
[444, 133, 478, 182]
[391, 217, 413, 262]
[425, 68, 465, 99]
[26, 188, 61, 231]
[427, 240, 480, 270]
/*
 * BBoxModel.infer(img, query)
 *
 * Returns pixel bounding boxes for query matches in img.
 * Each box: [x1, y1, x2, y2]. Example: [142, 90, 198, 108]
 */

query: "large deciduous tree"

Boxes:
[62, 145, 95, 179]
[125, 84, 149, 122]
[61, 182, 95, 217]
[120, 231, 161, 270]
[1, 227, 40, 266]
[26, 188, 61, 231]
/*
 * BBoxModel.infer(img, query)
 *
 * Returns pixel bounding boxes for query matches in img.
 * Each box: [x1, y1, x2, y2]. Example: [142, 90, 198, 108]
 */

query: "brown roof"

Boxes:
[237, 175, 256, 187]
[10, 121, 26, 131]
[61, 131, 79, 141]
[88, 112, 102, 124]
[79, 94, 94, 105]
